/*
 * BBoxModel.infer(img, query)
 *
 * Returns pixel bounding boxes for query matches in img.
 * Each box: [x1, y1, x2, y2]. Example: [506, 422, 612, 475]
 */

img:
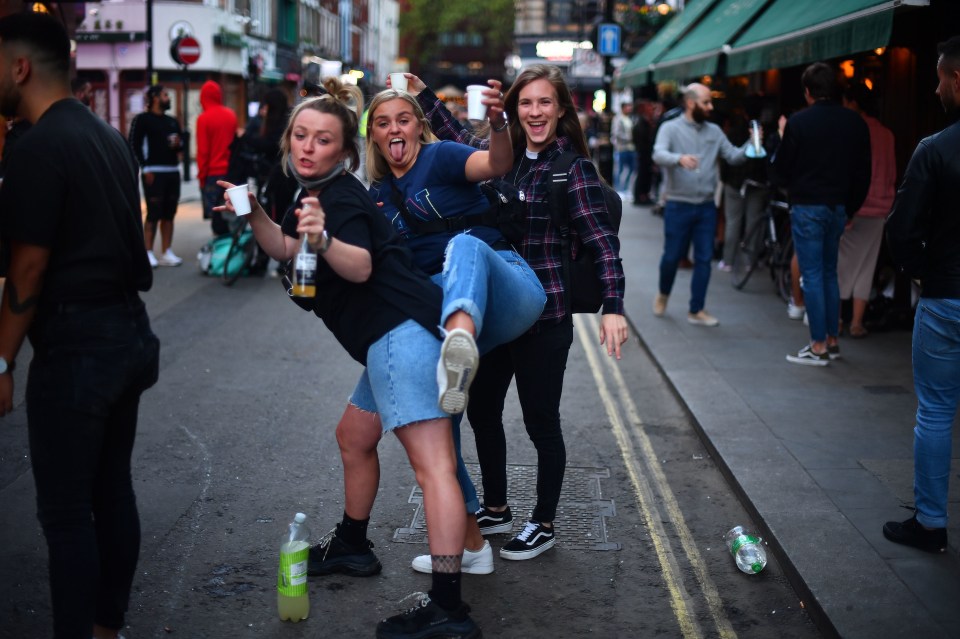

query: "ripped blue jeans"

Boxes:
[439, 233, 545, 353]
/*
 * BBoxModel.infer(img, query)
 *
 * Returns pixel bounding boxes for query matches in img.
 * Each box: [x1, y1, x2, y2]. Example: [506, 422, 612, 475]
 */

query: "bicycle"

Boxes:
[730, 180, 793, 302]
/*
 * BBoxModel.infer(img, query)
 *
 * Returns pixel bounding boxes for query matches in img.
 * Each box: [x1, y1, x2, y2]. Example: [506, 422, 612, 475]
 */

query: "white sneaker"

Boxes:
[146, 250, 158, 269]
[437, 328, 479, 415]
[787, 302, 805, 320]
[157, 249, 183, 267]
[687, 310, 720, 327]
[411, 540, 494, 575]
[716, 260, 732, 272]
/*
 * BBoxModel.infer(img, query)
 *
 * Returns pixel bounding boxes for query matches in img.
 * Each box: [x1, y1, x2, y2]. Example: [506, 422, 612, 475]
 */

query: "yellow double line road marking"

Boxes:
[576, 315, 736, 639]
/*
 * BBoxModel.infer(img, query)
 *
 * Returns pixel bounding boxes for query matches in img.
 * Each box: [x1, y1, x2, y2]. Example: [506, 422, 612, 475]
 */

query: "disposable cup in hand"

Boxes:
[466, 85, 488, 120]
[389, 73, 408, 92]
[226, 184, 252, 216]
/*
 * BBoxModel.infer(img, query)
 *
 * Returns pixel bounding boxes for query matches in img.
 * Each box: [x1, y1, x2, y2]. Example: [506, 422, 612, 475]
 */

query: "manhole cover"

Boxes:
[393, 464, 620, 551]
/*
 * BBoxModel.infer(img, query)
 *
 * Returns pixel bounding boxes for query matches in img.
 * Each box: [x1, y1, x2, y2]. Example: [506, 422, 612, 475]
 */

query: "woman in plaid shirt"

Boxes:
[407, 64, 628, 561]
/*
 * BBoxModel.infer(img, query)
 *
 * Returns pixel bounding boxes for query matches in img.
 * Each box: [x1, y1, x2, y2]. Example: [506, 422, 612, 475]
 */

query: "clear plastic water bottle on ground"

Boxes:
[277, 513, 310, 621]
[724, 525, 767, 574]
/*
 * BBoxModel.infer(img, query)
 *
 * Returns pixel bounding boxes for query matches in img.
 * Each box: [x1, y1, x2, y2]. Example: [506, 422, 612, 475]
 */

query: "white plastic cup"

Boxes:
[389, 73, 408, 92]
[226, 184, 252, 216]
[466, 85, 488, 121]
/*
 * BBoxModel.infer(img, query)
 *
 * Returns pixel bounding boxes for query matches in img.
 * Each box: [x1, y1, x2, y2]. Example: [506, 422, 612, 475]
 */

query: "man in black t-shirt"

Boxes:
[129, 84, 184, 267]
[0, 13, 160, 639]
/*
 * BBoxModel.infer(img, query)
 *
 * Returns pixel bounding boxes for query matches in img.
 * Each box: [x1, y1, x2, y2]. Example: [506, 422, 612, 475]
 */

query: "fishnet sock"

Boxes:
[430, 554, 462, 574]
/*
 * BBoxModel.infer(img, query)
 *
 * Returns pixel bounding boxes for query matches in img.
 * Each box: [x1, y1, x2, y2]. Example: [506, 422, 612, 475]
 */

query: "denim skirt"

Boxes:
[349, 319, 446, 432]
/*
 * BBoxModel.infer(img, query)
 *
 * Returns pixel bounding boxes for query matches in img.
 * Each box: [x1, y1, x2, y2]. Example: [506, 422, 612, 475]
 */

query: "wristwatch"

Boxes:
[0, 357, 15, 375]
[316, 229, 331, 254]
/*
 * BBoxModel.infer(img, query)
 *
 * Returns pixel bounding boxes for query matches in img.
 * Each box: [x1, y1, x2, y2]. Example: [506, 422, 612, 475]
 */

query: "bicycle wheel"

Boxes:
[774, 234, 794, 303]
[730, 216, 767, 290]
[223, 225, 255, 286]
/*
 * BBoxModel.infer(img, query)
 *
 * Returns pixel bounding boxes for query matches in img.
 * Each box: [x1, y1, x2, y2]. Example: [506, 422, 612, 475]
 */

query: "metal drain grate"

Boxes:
[393, 464, 621, 551]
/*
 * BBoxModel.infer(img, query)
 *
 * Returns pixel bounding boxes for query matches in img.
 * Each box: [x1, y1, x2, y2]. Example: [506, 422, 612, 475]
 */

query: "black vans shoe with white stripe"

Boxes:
[475, 505, 513, 535]
[499, 521, 555, 560]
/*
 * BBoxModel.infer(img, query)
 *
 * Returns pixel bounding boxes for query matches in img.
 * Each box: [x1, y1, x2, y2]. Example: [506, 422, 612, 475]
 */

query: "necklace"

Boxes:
[511, 150, 539, 201]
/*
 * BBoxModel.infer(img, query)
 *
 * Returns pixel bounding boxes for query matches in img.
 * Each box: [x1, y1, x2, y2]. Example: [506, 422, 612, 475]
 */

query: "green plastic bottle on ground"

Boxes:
[277, 513, 310, 621]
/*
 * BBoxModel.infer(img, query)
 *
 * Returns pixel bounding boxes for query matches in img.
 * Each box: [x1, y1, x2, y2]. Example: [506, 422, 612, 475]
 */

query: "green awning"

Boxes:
[619, 0, 722, 87]
[726, 0, 904, 76]
[652, 0, 768, 82]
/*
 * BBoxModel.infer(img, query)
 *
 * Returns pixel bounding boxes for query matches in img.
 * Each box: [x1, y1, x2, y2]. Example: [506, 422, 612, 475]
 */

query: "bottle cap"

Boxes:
[294, 512, 306, 523]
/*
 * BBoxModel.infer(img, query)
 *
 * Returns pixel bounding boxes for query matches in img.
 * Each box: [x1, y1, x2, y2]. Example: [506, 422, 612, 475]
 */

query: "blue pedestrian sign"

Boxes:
[598, 23, 621, 57]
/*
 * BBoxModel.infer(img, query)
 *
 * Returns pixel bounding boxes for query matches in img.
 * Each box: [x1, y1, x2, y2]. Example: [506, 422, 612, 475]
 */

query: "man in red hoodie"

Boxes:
[197, 80, 237, 235]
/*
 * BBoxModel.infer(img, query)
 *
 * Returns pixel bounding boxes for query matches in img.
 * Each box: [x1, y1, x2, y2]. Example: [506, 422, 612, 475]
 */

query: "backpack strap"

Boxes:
[548, 151, 580, 316]
[388, 178, 496, 236]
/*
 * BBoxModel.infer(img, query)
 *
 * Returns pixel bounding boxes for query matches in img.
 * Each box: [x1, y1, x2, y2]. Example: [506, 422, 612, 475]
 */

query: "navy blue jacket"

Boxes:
[770, 100, 871, 215]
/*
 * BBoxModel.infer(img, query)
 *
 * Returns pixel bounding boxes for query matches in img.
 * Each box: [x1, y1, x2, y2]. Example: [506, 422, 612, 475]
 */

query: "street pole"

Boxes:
[182, 64, 190, 182]
[596, 0, 615, 185]
[146, 0, 153, 85]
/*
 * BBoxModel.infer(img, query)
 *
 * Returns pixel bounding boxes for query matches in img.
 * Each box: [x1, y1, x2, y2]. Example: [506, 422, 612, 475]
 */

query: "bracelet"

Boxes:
[491, 113, 509, 133]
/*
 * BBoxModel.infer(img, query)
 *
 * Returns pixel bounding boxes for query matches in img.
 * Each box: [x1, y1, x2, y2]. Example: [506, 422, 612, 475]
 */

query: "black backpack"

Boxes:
[547, 151, 622, 315]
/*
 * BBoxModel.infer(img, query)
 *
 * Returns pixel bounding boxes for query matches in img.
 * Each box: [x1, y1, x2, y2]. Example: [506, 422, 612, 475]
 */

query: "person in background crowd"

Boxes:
[0, 13, 160, 639]
[197, 80, 238, 237]
[247, 89, 297, 222]
[71, 77, 92, 108]
[771, 62, 871, 366]
[612, 101, 636, 195]
[129, 84, 184, 267]
[409, 64, 627, 562]
[652, 83, 750, 327]
[650, 87, 683, 216]
[243, 89, 296, 275]
[632, 99, 655, 205]
[837, 82, 896, 338]
[717, 110, 770, 272]
[882, 34, 960, 554]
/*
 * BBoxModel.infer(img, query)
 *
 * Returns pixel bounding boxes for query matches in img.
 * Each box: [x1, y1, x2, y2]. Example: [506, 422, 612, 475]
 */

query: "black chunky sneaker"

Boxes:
[475, 505, 512, 535]
[376, 592, 481, 639]
[883, 515, 947, 553]
[307, 525, 382, 576]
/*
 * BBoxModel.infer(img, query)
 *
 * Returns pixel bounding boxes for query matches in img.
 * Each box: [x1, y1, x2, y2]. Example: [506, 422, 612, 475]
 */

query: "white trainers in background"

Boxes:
[411, 540, 494, 575]
[687, 310, 720, 327]
[146, 250, 158, 269]
[158, 248, 183, 267]
[787, 301, 805, 320]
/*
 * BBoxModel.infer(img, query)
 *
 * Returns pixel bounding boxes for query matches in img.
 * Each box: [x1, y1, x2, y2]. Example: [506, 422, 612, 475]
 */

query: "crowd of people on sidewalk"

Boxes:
[633, 38, 960, 567]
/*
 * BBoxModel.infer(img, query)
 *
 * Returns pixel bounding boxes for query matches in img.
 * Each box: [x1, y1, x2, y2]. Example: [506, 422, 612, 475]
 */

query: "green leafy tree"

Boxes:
[401, 0, 515, 74]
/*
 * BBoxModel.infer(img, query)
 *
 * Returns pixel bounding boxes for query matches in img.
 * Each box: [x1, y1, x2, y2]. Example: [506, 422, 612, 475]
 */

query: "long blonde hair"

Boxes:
[280, 76, 364, 174]
[364, 89, 437, 182]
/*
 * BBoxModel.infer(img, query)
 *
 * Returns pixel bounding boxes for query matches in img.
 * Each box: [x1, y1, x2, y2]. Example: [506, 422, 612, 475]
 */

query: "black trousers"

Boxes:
[27, 299, 159, 637]
[466, 316, 573, 523]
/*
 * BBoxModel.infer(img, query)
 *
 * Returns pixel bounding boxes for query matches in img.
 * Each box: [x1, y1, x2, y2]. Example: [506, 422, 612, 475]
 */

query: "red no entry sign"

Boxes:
[171, 36, 201, 66]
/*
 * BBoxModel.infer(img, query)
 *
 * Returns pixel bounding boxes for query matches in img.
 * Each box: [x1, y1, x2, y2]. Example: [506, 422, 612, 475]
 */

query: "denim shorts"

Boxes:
[350, 319, 447, 432]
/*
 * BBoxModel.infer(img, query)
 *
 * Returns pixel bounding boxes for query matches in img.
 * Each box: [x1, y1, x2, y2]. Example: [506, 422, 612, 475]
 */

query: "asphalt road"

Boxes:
[0, 203, 822, 638]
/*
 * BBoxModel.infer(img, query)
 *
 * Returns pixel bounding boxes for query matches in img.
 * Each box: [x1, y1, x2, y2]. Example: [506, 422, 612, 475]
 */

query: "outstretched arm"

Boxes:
[463, 80, 513, 182]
